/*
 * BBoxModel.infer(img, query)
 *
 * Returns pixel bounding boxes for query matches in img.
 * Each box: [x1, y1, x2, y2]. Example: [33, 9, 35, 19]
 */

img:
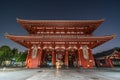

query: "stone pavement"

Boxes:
[0, 68, 120, 80]
[26, 68, 120, 80]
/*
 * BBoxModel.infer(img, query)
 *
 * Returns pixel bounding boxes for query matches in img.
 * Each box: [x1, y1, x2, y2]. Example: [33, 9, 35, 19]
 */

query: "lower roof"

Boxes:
[6, 34, 115, 49]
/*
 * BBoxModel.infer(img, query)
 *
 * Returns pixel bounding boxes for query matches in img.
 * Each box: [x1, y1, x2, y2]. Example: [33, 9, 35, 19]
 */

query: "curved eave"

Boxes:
[6, 34, 115, 49]
[16, 18, 104, 34]
[17, 18, 104, 23]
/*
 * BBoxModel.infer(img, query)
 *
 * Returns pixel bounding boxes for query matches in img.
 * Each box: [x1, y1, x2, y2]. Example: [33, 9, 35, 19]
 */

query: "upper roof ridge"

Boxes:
[16, 18, 104, 22]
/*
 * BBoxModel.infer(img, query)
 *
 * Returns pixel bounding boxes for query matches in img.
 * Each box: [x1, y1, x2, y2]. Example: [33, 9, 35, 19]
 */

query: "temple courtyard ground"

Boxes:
[0, 67, 120, 80]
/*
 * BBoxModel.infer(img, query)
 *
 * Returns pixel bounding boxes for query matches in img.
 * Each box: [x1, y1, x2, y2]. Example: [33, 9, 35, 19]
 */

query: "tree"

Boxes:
[16, 51, 28, 66]
[0, 45, 28, 67]
[16, 51, 27, 62]
[12, 48, 18, 56]
[11, 48, 19, 60]
[0, 51, 4, 65]
[0, 45, 12, 66]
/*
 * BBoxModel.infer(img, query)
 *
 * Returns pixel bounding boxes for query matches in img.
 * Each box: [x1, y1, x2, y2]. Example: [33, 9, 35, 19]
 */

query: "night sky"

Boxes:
[0, 0, 120, 53]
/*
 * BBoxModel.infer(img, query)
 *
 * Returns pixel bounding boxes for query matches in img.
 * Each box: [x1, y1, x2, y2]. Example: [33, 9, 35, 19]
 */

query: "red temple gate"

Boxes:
[6, 18, 115, 68]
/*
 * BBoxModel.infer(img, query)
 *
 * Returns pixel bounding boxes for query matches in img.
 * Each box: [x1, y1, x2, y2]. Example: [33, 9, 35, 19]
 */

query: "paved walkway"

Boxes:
[26, 68, 119, 80]
[0, 68, 120, 80]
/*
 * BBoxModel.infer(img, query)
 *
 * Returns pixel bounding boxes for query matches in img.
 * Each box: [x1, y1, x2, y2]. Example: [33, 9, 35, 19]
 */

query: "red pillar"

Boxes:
[65, 50, 69, 67]
[38, 47, 42, 67]
[52, 49, 55, 66]
[77, 48, 81, 67]
[26, 48, 32, 68]
[88, 49, 95, 68]
[106, 59, 113, 67]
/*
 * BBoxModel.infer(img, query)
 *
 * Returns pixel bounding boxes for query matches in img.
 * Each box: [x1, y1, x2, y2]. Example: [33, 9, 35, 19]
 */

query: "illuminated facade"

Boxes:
[6, 19, 115, 68]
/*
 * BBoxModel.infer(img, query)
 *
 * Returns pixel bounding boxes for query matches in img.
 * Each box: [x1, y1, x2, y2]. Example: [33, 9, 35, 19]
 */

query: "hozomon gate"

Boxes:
[6, 18, 115, 68]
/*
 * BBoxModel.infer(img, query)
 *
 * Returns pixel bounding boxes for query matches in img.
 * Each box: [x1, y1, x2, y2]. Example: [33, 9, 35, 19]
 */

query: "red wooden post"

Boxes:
[52, 49, 55, 66]
[26, 48, 32, 68]
[38, 47, 42, 67]
[88, 48, 95, 68]
[65, 50, 69, 67]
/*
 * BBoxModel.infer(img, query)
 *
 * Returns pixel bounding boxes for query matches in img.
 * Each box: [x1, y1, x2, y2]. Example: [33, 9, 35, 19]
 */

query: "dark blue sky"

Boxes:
[0, 0, 120, 53]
